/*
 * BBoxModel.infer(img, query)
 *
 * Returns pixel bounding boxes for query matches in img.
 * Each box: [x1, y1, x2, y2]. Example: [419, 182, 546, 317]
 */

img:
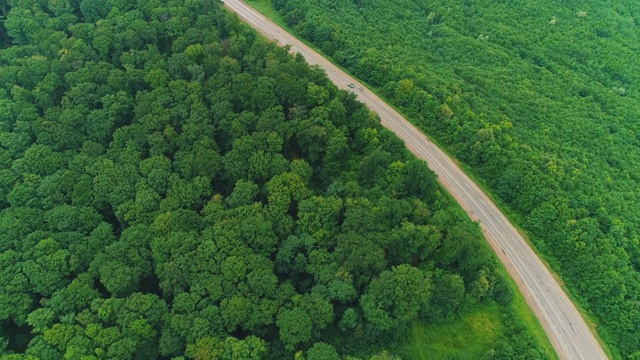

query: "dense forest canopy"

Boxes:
[266, 0, 640, 358]
[0, 0, 548, 358]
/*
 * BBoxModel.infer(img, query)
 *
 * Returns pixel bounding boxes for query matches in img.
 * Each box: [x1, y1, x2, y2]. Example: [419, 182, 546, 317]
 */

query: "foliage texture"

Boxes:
[0, 0, 545, 358]
[268, 0, 640, 357]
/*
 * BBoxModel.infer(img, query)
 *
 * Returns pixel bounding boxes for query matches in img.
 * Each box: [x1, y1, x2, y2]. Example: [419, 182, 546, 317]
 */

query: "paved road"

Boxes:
[223, 1, 609, 359]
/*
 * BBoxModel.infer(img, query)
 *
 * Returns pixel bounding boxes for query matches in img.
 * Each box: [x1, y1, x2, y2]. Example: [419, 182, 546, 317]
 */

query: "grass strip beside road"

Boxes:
[398, 270, 560, 360]
[399, 305, 503, 360]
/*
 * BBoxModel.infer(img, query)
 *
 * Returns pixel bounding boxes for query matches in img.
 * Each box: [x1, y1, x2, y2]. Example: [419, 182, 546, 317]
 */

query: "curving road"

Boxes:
[223, 1, 608, 359]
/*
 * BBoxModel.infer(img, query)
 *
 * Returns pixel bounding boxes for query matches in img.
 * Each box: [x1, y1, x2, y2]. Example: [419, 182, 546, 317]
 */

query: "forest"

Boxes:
[263, 0, 640, 358]
[0, 0, 550, 358]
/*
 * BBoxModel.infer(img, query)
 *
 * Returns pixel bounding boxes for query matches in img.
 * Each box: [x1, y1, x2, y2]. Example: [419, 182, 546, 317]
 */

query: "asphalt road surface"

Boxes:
[223, 1, 609, 359]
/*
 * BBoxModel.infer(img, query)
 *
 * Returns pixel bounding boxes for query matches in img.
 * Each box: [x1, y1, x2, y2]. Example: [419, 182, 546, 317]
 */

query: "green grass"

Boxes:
[398, 304, 502, 360]
[396, 269, 559, 360]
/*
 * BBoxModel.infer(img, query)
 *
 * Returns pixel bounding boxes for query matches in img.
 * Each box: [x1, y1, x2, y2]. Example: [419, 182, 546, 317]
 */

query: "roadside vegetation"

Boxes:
[258, 0, 640, 358]
[0, 0, 550, 358]
[399, 304, 503, 360]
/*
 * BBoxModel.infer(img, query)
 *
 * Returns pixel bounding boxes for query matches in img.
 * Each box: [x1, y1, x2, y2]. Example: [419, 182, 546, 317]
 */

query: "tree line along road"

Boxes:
[222, 0, 609, 359]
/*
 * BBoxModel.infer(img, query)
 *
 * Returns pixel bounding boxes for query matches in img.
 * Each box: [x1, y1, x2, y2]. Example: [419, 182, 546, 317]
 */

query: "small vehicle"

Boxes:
[347, 83, 355, 88]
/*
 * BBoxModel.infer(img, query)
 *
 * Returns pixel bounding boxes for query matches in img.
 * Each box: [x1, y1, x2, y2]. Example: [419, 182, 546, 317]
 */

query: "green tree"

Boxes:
[404, 159, 437, 202]
[360, 265, 431, 333]
[79, 0, 110, 23]
[227, 180, 259, 208]
[277, 307, 312, 350]
[307, 342, 340, 360]
[22, 237, 71, 296]
[222, 336, 267, 360]
[0, 250, 32, 326]
[423, 272, 466, 322]
[90, 224, 153, 297]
